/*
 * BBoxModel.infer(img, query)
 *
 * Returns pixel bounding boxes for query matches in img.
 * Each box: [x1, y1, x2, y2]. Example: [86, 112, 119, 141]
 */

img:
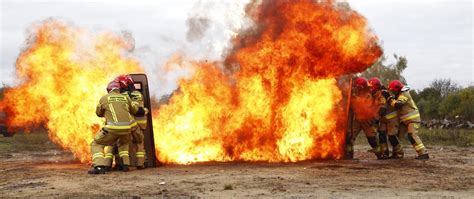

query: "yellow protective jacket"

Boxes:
[129, 90, 148, 129]
[96, 90, 139, 133]
[390, 90, 420, 123]
[373, 89, 398, 123]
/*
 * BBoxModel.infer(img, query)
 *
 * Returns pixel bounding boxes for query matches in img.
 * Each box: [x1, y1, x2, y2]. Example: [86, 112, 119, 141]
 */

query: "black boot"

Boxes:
[366, 136, 381, 159]
[136, 166, 145, 170]
[88, 166, 106, 175]
[121, 165, 129, 172]
[389, 135, 404, 159]
[344, 144, 354, 160]
[383, 149, 390, 157]
[112, 164, 123, 171]
[389, 144, 404, 159]
[378, 131, 389, 159]
[415, 153, 429, 160]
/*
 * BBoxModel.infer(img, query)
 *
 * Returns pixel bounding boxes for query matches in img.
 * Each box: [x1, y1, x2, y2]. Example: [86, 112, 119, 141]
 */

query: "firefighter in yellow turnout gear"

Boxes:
[104, 75, 148, 170]
[88, 81, 142, 174]
[130, 89, 148, 169]
[368, 78, 403, 159]
[387, 80, 429, 160]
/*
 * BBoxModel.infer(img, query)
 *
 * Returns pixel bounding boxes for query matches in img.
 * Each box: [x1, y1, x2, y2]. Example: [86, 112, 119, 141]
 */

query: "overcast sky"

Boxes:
[0, 0, 472, 96]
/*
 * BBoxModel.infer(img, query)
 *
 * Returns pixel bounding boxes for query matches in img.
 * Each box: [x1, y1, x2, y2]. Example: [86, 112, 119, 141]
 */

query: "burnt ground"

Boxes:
[0, 133, 473, 198]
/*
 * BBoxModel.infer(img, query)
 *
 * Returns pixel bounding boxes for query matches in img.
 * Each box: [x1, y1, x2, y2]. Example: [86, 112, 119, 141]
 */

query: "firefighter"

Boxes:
[368, 78, 403, 159]
[103, 76, 133, 171]
[88, 81, 144, 174]
[345, 77, 382, 160]
[124, 75, 148, 169]
[104, 75, 148, 170]
[385, 80, 429, 159]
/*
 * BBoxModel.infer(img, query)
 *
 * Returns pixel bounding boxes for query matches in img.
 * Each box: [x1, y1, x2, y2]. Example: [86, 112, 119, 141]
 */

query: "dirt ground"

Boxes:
[0, 135, 473, 198]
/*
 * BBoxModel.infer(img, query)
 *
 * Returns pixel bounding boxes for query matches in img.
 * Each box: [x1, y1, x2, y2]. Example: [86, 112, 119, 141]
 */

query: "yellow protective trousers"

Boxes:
[91, 129, 130, 167]
[131, 127, 146, 167]
[399, 122, 427, 156]
[103, 126, 146, 167]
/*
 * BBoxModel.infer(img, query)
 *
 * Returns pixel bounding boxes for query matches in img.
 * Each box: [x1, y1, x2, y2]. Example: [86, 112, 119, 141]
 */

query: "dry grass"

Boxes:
[354, 127, 474, 147]
[0, 131, 58, 152]
[417, 128, 474, 147]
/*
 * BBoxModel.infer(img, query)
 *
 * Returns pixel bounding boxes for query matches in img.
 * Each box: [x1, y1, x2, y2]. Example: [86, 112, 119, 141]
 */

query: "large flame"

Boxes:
[153, 0, 381, 164]
[0, 20, 143, 162]
[0, 0, 382, 165]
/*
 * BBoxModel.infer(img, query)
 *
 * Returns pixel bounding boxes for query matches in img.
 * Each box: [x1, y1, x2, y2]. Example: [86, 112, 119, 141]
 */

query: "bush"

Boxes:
[438, 87, 474, 121]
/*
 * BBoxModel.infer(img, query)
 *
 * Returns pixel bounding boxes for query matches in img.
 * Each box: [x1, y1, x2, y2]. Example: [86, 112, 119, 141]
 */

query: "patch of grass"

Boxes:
[417, 128, 474, 147]
[353, 127, 474, 147]
[0, 131, 59, 153]
[224, 184, 234, 190]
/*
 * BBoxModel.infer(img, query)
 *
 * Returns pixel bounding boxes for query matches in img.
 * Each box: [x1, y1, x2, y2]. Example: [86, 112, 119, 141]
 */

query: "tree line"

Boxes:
[363, 55, 473, 122]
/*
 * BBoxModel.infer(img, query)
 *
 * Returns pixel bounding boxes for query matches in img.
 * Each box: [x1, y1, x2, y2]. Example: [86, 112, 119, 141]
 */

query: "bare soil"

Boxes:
[0, 139, 473, 198]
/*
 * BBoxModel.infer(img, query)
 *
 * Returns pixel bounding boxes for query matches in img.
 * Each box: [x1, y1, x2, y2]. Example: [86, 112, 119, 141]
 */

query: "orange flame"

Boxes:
[153, 0, 381, 164]
[351, 92, 379, 121]
[0, 20, 143, 162]
[1, 0, 381, 165]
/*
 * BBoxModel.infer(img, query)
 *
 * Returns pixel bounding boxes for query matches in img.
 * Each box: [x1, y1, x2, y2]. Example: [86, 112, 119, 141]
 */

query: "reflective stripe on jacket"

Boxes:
[391, 91, 420, 123]
[96, 90, 139, 132]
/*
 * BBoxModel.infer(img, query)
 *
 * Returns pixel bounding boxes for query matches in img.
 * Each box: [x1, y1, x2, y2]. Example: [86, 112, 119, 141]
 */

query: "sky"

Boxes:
[0, 0, 472, 96]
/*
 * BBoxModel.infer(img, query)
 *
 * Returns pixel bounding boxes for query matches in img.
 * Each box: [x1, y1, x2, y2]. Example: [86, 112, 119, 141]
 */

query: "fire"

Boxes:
[0, 20, 143, 162]
[351, 93, 379, 121]
[153, 0, 381, 164]
[1, 0, 381, 165]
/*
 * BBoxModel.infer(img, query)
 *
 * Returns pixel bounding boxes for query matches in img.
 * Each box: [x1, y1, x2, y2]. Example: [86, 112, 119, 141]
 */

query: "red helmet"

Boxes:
[354, 77, 368, 89]
[388, 80, 404, 93]
[106, 81, 121, 92]
[123, 74, 135, 91]
[114, 75, 130, 90]
[124, 75, 134, 85]
[368, 77, 382, 92]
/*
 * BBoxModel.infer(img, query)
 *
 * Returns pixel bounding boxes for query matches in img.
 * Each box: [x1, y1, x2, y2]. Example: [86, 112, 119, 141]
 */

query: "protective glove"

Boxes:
[135, 107, 146, 117]
[381, 90, 391, 99]
[378, 107, 387, 117]
[394, 101, 404, 109]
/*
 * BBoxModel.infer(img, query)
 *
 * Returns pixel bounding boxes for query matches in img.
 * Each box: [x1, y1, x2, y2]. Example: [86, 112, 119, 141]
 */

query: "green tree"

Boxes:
[439, 86, 474, 121]
[414, 79, 465, 120]
[362, 54, 408, 85]
[416, 87, 442, 119]
[429, 78, 460, 98]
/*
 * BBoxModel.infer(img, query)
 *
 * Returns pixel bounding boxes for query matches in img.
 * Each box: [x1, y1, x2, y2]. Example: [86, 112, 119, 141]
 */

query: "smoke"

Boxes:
[185, 0, 211, 43]
[186, 17, 210, 42]
[183, 0, 249, 59]
[147, 0, 249, 98]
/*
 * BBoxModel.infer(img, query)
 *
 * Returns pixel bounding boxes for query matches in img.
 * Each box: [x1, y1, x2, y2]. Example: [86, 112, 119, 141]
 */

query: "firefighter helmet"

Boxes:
[388, 80, 404, 93]
[114, 75, 130, 90]
[368, 77, 383, 93]
[354, 77, 368, 89]
[125, 75, 135, 91]
[124, 75, 134, 85]
[106, 81, 121, 92]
